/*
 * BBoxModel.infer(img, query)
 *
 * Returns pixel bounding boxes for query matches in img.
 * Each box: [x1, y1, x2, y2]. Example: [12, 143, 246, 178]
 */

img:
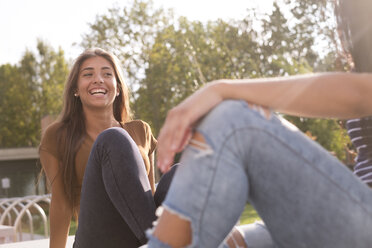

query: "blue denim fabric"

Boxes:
[147, 100, 372, 248]
[235, 222, 275, 248]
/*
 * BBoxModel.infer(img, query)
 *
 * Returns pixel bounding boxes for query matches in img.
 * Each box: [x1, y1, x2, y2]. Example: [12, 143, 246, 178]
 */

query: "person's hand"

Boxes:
[156, 82, 224, 172]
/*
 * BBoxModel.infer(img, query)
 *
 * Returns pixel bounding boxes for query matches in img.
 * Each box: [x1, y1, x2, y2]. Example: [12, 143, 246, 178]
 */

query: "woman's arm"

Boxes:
[148, 152, 156, 194]
[218, 72, 372, 119]
[156, 72, 372, 172]
[40, 150, 72, 248]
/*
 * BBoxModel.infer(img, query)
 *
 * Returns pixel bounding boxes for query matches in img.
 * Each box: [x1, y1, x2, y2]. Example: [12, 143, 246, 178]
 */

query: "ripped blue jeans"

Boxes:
[147, 100, 372, 248]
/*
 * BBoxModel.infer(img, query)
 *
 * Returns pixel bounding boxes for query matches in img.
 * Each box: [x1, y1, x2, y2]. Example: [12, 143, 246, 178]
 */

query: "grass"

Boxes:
[69, 220, 77, 235]
[239, 204, 261, 225]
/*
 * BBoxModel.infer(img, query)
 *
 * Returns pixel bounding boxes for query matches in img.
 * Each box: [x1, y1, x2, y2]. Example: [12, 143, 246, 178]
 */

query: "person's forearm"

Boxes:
[214, 72, 372, 119]
[49, 201, 72, 248]
[155, 72, 372, 172]
[149, 153, 156, 194]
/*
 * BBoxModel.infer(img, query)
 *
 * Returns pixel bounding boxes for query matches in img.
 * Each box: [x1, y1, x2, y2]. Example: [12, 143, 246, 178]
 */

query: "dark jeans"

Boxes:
[73, 128, 178, 248]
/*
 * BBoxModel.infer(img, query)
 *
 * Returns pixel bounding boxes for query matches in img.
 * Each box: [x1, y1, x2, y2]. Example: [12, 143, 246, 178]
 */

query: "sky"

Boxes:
[0, 0, 273, 65]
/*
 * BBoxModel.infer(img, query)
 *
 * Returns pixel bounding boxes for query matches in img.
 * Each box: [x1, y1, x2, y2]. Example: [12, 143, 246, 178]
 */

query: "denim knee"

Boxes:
[89, 127, 143, 173]
[95, 127, 138, 154]
[96, 127, 131, 145]
[194, 100, 272, 149]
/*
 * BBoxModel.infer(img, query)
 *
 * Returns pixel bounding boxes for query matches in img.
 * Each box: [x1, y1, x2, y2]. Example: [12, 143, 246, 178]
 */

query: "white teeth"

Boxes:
[89, 89, 107, 95]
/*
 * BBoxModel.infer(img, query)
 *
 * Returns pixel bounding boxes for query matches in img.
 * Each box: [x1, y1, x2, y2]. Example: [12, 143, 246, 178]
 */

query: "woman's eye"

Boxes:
[83, 73, 93, 77]
[105, 72, 113, 77]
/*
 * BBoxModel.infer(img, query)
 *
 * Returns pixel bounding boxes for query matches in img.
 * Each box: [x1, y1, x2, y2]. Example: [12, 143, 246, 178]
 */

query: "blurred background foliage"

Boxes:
[0, 0, 354, 164]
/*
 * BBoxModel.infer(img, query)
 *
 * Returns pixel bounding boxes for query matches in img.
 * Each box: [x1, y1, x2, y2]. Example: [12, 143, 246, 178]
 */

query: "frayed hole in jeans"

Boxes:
[246, 102, 272, 120]
[224, 226, 248, 248]
[161, 205, 192, 224]
[152, 205, 194, 247]
[156, 206, 164, 217]
[189, 132, 213, 158]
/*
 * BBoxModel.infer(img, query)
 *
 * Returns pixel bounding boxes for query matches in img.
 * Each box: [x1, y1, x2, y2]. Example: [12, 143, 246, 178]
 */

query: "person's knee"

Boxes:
[94, 127, 140, 163]
[197, 100, 253, 135]
[208, 100, 243, 122]
[97, 127, 126, 141]
[217, 100, 271, 122]
[197, 100, 274, 145]
[96, 127, 133, 147]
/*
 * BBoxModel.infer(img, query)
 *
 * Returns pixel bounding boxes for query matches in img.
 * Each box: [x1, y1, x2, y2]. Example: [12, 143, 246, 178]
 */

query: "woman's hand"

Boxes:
[156, 82, 224, 172]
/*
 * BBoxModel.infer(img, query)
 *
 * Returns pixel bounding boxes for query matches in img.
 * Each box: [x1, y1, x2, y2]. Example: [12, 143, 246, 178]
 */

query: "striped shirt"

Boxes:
[346, 117, 372, 187]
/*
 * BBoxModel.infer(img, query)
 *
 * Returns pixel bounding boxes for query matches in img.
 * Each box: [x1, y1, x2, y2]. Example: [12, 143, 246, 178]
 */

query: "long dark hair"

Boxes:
[335, 0, 372, 72]
[57, 48, 132, 213]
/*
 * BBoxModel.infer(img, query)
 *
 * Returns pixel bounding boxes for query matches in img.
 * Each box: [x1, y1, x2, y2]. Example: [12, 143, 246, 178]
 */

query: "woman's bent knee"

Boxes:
[195, 100, 273, 149]
[96, 127, 132, 144]
[94, 127, 139, 155]
[92, 127, 142, 167]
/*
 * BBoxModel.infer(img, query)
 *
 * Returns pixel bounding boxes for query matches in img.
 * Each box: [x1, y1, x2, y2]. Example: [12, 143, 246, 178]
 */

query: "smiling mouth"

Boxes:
[89, 89, 107, 95]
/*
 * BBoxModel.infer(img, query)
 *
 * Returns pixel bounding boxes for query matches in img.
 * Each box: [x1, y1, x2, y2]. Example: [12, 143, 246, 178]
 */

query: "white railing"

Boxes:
[0, 194, 51, 243]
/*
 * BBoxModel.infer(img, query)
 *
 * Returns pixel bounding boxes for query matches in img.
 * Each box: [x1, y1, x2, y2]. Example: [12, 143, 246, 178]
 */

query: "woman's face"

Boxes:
[76, 56, 119, 111]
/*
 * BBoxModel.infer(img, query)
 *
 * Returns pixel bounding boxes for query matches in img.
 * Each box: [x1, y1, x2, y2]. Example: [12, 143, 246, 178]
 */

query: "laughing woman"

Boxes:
[39, 48, 175, 248]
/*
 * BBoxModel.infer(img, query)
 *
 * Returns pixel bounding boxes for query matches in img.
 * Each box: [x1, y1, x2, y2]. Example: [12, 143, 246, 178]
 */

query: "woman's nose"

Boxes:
[93, 74, 104, 84]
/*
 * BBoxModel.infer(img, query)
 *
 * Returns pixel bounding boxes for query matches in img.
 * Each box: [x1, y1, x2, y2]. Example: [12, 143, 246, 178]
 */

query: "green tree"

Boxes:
[0, 41, 68, 148]
[285, 116, 351, 163]
[80, 0, 352, 162]
[80, 0, 171, 87]
[134, 17, 261, 135]
[257, 1, 352, 163]
[0, 54, 39, 147]
[36, 40, 69, 117]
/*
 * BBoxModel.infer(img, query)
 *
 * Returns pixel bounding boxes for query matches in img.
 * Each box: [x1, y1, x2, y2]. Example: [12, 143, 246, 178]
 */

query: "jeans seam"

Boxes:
[223, 125, 372, 216]
[196, 130, 248, 243]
